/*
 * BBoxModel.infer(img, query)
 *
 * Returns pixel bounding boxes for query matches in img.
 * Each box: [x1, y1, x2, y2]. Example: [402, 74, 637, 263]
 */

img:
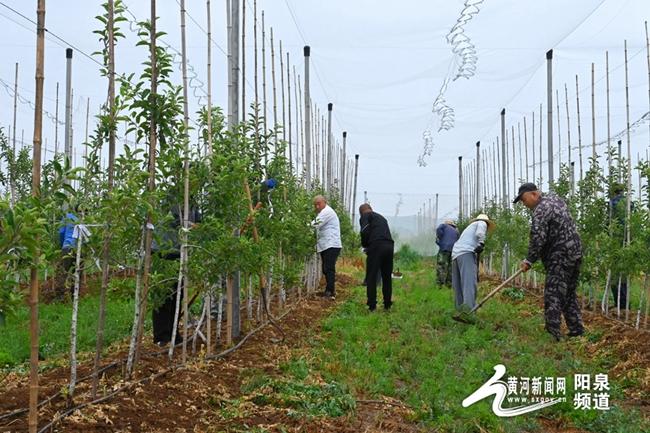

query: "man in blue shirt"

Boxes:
[451, 214, 494, 312]
[436, 219, 459, 287]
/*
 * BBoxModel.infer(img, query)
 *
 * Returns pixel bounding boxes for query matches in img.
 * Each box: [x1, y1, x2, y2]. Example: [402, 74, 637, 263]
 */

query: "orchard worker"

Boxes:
[515, 183, 585, 341]
[608, 183, 628, 311]
[311, 195, 342, 299]
[436, 219, 460, 287]
[359, 204, 394, 311]
[57, 206, 79, 299]
[152, 201, 201, 346]
[451, 214, 494, 314]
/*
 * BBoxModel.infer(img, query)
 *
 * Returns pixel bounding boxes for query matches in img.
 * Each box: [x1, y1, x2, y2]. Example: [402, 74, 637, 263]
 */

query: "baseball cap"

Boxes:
[513, 183, 538, 204]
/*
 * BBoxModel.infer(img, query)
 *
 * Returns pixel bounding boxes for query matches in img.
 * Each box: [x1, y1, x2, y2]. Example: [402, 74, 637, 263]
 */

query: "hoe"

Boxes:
[452, 269, 524, 324]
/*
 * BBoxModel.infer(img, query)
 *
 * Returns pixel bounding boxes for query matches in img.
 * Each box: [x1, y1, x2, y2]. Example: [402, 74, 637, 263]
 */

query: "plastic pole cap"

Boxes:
[546, 49, 553, 59]
[476, 141, 480, 147]
[66, 48, 73, 58]
[343, 131, 347, 138]
[328, 103, 333, 111]
[355, 154, 359, 160]
[500, 108, 505, 115]
[304, 46, 310, 56]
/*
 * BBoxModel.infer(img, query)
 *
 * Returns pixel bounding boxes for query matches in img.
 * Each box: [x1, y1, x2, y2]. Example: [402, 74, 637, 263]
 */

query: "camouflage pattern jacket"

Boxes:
[526, 194, 582, 267]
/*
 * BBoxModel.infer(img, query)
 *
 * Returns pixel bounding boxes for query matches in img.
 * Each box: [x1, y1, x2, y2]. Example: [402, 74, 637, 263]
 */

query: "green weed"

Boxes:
[0, 294, 146, 368]
[314, 260, 650, 433]
[241, 373, 356, 419]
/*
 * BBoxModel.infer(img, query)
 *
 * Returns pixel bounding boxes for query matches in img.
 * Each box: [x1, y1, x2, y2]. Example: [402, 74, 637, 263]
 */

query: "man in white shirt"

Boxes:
[451, 214, 494, 312]
[311, 195, 342, 299]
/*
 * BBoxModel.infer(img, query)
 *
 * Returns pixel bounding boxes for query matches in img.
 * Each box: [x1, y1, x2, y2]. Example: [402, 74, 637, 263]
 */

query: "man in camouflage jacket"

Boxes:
[514, 183, 584, 341]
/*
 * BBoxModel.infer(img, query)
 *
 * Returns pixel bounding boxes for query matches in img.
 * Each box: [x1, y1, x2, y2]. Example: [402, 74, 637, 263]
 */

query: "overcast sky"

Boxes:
[0, 0, 648, 221]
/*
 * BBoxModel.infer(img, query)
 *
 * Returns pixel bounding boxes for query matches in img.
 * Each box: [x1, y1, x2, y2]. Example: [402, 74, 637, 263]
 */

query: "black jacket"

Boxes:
[154, 204, 202, 260]
[359, 211, 394, 249]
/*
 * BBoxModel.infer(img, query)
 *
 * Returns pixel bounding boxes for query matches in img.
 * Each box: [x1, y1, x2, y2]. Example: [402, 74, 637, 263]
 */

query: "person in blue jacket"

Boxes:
[435, 219, 459, 287]
[57, 208, 78, 299]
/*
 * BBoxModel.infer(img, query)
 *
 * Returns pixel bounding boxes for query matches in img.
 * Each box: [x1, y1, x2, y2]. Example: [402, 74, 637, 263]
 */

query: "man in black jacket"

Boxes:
[359, 204, 394, 311]
[152, 202, 201, 346]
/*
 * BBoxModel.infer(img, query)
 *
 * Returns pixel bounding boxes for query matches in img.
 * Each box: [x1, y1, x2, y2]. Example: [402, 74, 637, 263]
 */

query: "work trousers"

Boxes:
[610, 274, 628, 311]
[366, 241, 394, 309]
[153, 281, 184, 345]
[320, 247, 341, 295]
[437, 250, 452, 286]
[543, 259, 584, 338]
[452, 252, 478, 310]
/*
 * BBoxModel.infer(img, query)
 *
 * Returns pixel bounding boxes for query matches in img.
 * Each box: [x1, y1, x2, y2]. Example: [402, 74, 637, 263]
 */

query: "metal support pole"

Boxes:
[64, 48, 73, 165]
[546, 49, 554, 185]
[327, 102, 333, 191]
[476, 141, 481, 210]
[500, 109, 507, 207]
[434, 193, 439, 227]
[304, 46, 312, 187]
[351, 154, 359, 226]
[341, 131, 347, 204]
[458, 156, 464, 220]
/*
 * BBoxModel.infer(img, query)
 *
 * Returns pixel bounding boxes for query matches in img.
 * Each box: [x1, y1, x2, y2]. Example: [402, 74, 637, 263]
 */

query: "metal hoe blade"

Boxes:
[452, 269, 524, 325]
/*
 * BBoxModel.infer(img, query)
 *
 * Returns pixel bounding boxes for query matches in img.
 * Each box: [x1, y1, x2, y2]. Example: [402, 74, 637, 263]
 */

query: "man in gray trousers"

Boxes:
[451, 214, 495, 313]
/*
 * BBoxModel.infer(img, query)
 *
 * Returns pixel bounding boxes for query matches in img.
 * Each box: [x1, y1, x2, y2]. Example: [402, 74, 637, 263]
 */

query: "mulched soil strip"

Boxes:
[479, 273, 650, 405]
[0, 303, 293, 432]
[3, 270, 422, 433]
[36, 308, 293, 433]
[0, 282, 318, 422]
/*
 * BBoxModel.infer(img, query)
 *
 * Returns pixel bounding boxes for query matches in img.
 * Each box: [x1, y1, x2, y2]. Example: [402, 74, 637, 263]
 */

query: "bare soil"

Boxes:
[480, 273, 650, 408]
[4, 267, 648, 433]
[1, 269, 422, 433]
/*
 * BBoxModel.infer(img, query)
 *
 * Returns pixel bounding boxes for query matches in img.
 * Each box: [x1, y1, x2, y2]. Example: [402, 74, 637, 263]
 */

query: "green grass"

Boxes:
[241, 372, 356, 419]
[311, 258, 649, 433]
[0, 294, 146, 368]
[208, 363, 356, 427]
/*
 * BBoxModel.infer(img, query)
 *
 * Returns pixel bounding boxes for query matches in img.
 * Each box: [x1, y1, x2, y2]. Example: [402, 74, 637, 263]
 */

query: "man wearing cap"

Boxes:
[515, 183, 585, 341]
[311, 195, 342, 299]
[436, 219, 460, 287]
[451, 214, 494, 312]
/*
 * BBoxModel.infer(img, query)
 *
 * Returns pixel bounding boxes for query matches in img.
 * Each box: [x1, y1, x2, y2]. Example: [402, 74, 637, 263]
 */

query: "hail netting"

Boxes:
[447, 0, 484, 81]
[418, 0, 486, 167]
[418, 129, 435, 167]
[394, 193, 404, 218]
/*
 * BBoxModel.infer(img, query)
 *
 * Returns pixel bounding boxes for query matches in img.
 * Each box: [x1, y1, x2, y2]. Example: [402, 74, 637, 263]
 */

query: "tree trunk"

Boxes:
[69, 229, 84, 400]
[92, 0, 117, 397]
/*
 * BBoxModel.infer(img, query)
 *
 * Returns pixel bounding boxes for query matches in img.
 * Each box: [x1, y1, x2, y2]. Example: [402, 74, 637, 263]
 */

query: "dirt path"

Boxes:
[0, 272, 421, 433]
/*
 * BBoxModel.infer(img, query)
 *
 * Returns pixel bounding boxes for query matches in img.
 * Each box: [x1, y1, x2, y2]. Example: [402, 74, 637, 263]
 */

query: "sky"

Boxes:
[0, 0, 648, 223]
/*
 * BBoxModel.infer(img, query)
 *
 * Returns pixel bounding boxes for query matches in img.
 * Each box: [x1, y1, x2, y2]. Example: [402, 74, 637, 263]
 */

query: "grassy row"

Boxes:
[0, 294, 144, 368]
[311, 258, 649, 433]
